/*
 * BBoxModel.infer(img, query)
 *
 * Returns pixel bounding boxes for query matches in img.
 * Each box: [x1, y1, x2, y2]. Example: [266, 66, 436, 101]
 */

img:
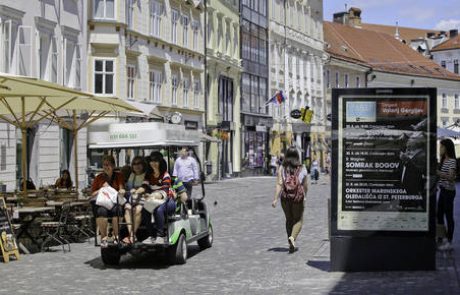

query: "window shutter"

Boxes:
[18, 25, 32, 76]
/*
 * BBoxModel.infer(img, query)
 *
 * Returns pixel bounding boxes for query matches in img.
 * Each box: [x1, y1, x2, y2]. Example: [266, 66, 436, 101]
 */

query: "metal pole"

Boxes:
[21, 96, 27, 193]
[73, 110, 79, 191]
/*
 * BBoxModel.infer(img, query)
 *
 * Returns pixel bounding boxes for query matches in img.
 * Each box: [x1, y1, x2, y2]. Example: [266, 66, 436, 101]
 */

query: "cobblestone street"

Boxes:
[1, 176, 459, 294]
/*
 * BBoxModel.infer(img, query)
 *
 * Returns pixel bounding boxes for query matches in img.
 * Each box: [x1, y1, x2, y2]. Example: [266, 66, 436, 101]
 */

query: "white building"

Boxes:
[0, 1, 87, 191]
[432, 31, 460, 76]
[268, 0, 326, 164]
[86, 0, 206, 167]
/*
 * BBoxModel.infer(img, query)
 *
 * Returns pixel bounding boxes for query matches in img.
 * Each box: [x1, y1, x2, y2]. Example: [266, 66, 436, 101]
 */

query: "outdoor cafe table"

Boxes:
[14, 206, 55, 253]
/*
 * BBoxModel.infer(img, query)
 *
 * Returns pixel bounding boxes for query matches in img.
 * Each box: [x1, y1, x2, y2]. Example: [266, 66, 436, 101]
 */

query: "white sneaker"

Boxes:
[142, 236, 156, 245]
[154, 236, 165, 244]
[439, 242, 453, 251]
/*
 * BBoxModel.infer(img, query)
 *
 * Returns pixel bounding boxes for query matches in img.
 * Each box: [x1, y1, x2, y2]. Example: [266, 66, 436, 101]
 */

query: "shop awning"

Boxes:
[122, 100, 164, 118]
[201, 133, 220, 143]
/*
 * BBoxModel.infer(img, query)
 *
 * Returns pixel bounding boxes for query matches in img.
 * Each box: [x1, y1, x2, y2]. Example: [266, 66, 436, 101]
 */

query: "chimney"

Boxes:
[333, 7, 362, 28]
[450, 29, 458, 37]
[426, 32, 435, 38]
[348, 7, 362, 27]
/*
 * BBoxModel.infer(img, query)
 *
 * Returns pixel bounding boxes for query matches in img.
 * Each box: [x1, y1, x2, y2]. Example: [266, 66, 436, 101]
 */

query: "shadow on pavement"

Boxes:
[267, 247, 289, 253]
[306, 260, 330, 272]
[85, 245, 203, 270]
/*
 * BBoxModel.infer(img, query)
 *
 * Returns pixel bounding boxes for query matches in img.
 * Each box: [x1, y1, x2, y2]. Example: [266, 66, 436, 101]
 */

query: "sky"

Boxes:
[323, 0, 460, 31]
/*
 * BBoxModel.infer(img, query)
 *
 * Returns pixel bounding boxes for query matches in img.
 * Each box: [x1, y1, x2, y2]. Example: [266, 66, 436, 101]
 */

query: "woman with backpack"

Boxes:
[272, 147, 308, 253]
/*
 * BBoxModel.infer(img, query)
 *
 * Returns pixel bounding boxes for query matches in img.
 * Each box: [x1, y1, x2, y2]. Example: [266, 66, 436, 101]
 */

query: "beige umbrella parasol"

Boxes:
[0, 74, 141, 191]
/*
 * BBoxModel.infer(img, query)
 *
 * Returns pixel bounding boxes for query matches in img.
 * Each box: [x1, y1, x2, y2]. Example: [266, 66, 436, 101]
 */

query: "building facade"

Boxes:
[239, 0, 273, 176]
[0, 0, 87, 190]
[205, 0, 242, 179]
[432, 31, 460, 76]
[87, 0, 205, 167]
[268, 0, 326, 169]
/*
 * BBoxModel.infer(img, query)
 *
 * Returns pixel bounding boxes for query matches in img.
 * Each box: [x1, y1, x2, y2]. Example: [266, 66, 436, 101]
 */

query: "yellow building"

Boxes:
[205, 0, 242, 179]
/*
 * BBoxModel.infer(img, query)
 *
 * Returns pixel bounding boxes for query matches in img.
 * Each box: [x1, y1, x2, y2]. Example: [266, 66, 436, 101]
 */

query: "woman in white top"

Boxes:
[272, 147, 308, 253]
[437, 138, 457, 250]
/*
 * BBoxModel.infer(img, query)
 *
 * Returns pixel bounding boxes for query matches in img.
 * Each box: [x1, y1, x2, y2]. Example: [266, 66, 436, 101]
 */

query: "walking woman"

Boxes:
[437, 138, 457, 251]
[272, 147, 308, 253]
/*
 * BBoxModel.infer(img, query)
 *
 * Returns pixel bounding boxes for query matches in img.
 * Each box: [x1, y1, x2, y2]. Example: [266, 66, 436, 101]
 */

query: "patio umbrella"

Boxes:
[437, 127, 460, 138]
[0, 74, 141, 191]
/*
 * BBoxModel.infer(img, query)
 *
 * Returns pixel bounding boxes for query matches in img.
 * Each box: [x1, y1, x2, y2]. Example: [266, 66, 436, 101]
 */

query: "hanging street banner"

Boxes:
[334, 90, 436, 232]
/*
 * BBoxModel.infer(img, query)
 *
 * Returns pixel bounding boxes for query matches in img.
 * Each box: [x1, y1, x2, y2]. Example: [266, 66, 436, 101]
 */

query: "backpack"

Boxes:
[282, 167, 304, 202]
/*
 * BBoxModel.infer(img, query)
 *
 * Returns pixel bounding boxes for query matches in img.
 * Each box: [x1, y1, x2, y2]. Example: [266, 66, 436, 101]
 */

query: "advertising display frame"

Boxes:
[331, 88, 437, 272]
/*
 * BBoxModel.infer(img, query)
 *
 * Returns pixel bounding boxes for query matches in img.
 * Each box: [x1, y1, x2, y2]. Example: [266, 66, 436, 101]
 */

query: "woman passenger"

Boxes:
[135, 152, 175, 245]
[91, 155, 125, 247]
[123, 156, 146, 244]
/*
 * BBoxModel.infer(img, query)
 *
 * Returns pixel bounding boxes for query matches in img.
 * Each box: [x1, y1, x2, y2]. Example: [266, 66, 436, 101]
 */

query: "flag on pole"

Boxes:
[265, 90, 286, 106]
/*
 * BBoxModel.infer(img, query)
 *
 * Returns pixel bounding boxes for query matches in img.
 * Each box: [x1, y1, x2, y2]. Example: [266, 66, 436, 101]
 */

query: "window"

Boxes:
[39, 35, 48, 79]
[441, 60, 446, 68]
[18, 25, 33, 76]
[150, 0, 162, 37]
[193, 79, 201, 108]
[0, 144, 6, 171]
[171, 74, 178, 105]
[94, 59, 114, 95]
[149, 70, 162, 103]
[171, 9, 179, 44]
[442, 93, 447, 109]
[335, 72, 339, 88]
[242, 73, 251, 112]
[183, 77, 190, 107]
[455, 94, 459, 110]
[455, 60, 459, 74]
[94, 0, 115, 19]
[325, 70, 330, 88]
[1, 20, 12, 73]
[233, 27, 238, 57]
[225, 22, 231, 55]
[126, 0, 134, 29]
[182, 15, 189, 47]
[344, 74, 349, 88]
[65, 40, 77, 88]
[356, 76, 360, 88]
[127, 65, 135, 99]
[442, 120, 447, 127]
[192, 20, 200, 50]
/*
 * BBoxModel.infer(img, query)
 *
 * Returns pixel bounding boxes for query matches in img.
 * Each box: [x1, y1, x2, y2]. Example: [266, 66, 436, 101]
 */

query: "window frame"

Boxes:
[93, 0, 116, 20]
[149, 69, 162, 103]
[126, 64, 136, 100]
[94, 58, 115, 95]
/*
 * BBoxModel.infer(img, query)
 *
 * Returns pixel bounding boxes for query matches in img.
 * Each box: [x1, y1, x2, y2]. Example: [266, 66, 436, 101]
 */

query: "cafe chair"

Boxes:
[40, 202, 71, 253]
[66, 206, 94, 242]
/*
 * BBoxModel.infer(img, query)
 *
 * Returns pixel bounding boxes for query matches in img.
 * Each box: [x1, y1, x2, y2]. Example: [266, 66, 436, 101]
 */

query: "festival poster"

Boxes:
[337, 96, 430, 231]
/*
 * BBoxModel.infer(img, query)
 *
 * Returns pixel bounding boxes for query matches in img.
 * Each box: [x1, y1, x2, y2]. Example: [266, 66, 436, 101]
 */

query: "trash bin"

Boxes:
[205, 161, 212, 175]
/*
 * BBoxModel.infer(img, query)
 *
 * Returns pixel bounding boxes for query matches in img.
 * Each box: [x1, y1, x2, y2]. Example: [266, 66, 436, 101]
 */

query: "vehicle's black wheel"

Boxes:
[198, 224, 213, 249]
[101, 247, 120, 266]
[169, 233, 187, 264]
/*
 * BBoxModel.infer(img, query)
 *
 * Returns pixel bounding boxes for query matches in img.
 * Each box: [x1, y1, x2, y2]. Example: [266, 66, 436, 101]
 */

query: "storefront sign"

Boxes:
[184, 120, 198, 130]
[290, 109, 302, 119]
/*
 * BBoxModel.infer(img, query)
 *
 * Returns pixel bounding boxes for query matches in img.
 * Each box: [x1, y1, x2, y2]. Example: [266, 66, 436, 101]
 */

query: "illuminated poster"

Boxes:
[337, 96, 430, 231]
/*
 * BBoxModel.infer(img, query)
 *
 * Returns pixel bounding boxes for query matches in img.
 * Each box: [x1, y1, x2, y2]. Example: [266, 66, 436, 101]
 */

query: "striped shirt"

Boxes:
[143, 171, 173, 199]
[439, 158, 456, 191]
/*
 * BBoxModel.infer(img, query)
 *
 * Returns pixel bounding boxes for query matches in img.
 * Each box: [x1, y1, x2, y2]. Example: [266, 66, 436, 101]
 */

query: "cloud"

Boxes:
[434, 19, 460, 31]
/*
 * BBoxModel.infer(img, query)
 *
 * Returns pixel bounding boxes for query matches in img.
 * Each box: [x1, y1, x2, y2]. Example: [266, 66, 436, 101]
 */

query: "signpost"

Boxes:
[331, 88, 436, 271]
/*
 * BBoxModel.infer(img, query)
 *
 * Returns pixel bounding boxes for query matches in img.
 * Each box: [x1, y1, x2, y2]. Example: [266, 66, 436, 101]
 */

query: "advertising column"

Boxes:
[331, 88, 437, 272]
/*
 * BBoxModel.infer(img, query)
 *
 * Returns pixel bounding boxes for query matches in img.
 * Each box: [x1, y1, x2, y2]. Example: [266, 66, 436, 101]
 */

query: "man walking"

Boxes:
[173, 147, 199, 199]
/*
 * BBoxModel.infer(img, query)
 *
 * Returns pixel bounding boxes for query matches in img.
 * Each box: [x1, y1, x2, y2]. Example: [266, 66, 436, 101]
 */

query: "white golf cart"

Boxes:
[88, 122, 214, 265]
